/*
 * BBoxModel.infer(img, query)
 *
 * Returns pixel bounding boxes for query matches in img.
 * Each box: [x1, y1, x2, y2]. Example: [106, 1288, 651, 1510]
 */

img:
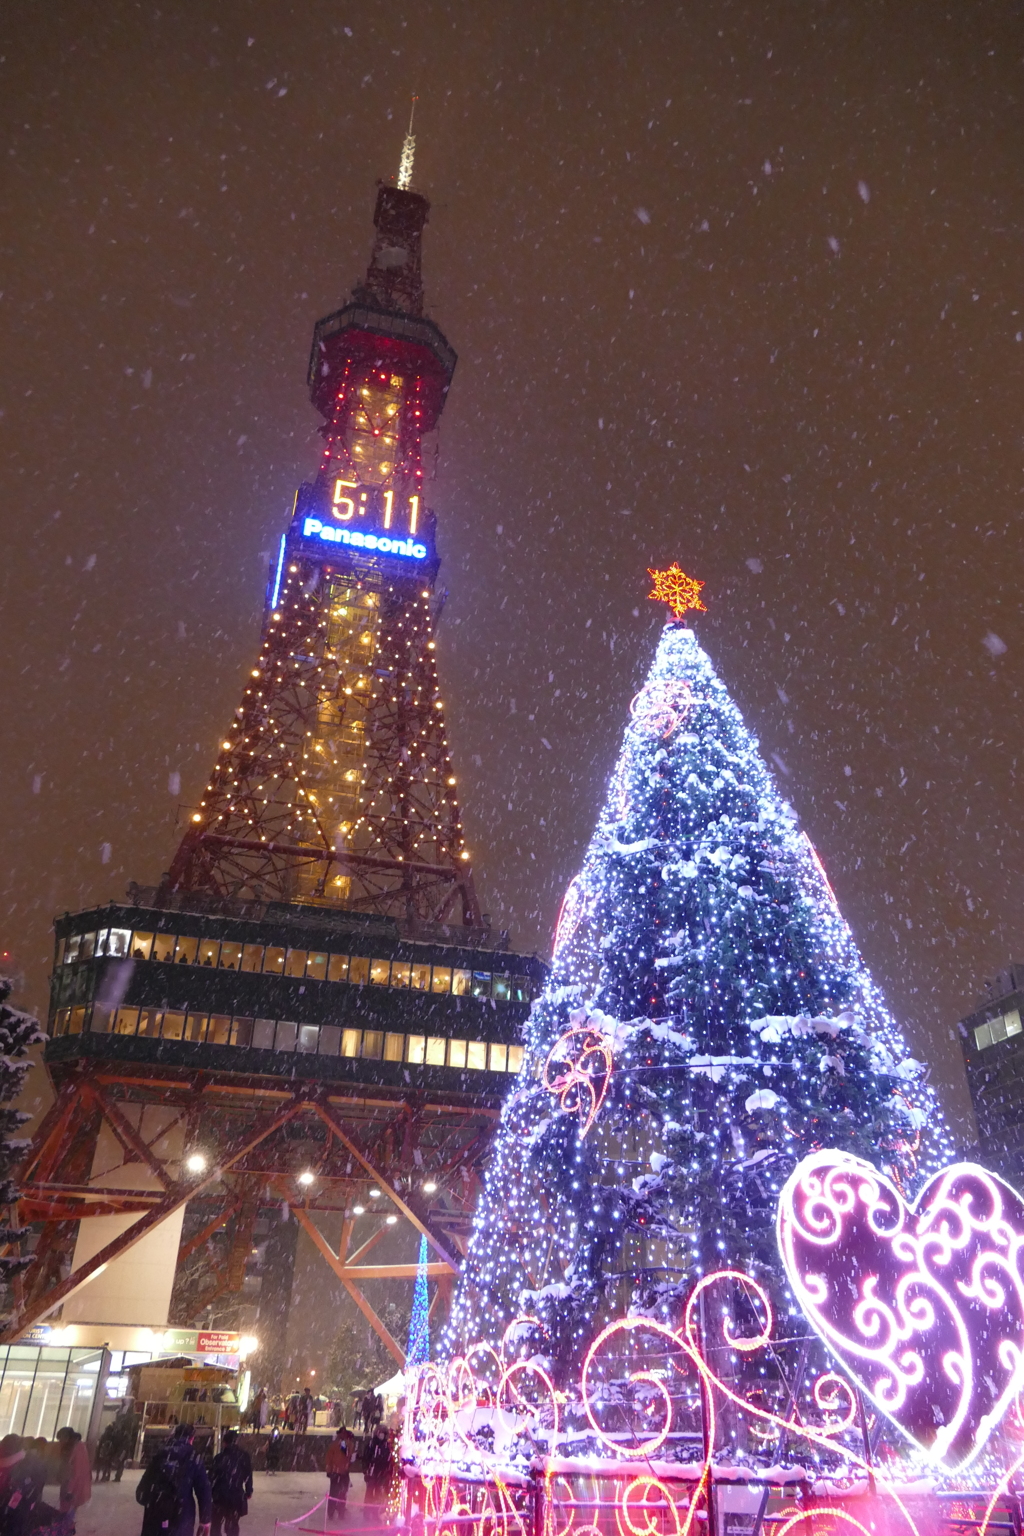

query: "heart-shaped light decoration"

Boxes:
[777, 1150, 1024, 1468]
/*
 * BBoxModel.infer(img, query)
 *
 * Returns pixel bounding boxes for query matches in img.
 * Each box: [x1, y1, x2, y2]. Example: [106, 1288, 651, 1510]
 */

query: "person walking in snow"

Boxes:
[136, 1423, 212, 1536]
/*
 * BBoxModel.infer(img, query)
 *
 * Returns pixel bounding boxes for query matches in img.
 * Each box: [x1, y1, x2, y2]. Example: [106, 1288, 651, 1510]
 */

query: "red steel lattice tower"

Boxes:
[165, 180, 479, 927]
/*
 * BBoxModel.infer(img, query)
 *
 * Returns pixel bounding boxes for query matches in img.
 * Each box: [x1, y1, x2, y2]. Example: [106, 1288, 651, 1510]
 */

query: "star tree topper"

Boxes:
[647, 563, 708, 624]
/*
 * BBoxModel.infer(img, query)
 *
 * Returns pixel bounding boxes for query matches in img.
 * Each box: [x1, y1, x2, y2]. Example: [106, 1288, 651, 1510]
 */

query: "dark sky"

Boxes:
[2, 0, 1022, 1138]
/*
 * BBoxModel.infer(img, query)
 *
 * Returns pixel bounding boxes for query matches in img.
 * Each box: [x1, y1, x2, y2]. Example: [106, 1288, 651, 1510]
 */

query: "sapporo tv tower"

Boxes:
[168, 127, 472, 923]
[15, 124, 545, 1373]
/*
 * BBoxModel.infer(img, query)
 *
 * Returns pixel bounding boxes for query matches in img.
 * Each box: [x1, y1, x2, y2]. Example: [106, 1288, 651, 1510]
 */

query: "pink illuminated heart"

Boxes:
[777, 1150, 1024, 1468]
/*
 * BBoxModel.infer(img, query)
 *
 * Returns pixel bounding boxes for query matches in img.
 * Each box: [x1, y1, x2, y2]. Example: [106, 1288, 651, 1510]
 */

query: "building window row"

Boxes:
[58, 927, 535, 1003]
[50, 1006, 525, 1074]
[974, 1007, 1023, 1053]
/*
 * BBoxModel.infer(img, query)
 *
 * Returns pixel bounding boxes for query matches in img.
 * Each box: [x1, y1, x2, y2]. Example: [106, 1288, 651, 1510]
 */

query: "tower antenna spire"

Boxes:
[397, 95, 417, 190]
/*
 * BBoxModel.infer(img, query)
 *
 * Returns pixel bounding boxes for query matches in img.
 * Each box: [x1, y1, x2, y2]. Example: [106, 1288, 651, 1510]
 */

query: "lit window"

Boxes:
[349, 957, 370, 986]
[174, 935, 199, 965]
[297, 1025, 320, 1054]
[492, 975, 511, 1003]
[102, 928, 133, 959]
[78, 933, 97, 960]
[208, 1015, 232, 1046]
[341, 1028, 361, 1058]
[113, 1009, 140, 1037]
[130, 932, 154, 960]
[425, 1037, 446, 1066]
[161, 1013, 186, 1041]
[219, 942, 242, 971]
[406, 1035, 426, 1064]
[241, 944, 265, 974]
[305, 952, 328, 981]
[232, 1018, 254, 1048]
[384, 1033, 404, 1062]
[285, 949, 307, 978]
[197, 940, 220, 967]
[318, 1026, 341, 1057]
[489, 1042, 508, 1072]
[186, 1014, 208, 1043]
[370, 960, 391, 986]
[471, 973, 491, 999]
[977, 1009, 1023, 1050]
[431, 967, 452, 994]
[508, 1046, 525, 1074]
[466, 1042, 488, 1071]
[390, 962, 412, 989]
[411, 965, 430, 991]
[328, 955, 350, 983]
[264, 947, 286, 973]
[452, 969, 472, 996]
[448, 1039, 467, 1069]
[152, 934, 176, 963]
[362, 1031, 384, 1059]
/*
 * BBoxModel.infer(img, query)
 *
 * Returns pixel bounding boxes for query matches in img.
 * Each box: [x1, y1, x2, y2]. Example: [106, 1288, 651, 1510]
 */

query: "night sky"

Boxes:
[2, 1, 1023, 1138]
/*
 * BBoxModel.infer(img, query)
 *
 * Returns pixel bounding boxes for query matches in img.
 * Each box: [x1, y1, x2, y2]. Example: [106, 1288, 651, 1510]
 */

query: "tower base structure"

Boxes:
[11, 893, 543, 1369]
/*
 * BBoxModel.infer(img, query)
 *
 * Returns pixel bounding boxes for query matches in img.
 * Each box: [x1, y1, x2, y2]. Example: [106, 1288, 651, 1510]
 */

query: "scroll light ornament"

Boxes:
[628, 679, 695, 740]
[542, 1012, 615, 1139]
[777, 1148, 1024, 1469]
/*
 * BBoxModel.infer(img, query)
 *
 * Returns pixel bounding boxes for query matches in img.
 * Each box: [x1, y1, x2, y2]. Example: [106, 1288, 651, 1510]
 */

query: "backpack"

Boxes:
[137, 1454, 184, 1530]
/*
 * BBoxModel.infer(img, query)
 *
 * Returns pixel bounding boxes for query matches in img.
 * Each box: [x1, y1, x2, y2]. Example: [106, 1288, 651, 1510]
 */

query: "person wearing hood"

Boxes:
[136, 1423, 212, 1536]
[55, 1427, 91, 1522]
[0, 1435, 45, 1535]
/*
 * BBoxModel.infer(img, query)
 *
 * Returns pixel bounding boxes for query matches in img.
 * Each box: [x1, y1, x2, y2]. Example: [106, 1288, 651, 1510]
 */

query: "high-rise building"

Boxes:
[959, 962, 1024, 1183]
[11, 145, 544, 1375]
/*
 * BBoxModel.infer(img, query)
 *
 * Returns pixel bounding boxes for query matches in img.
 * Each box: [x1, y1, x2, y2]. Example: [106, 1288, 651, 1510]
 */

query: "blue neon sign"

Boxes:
[302, 516, 427, 561]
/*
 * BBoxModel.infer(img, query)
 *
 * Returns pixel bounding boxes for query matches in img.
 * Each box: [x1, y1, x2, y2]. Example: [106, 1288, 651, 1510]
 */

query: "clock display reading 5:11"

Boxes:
[332, 477, 421, 535]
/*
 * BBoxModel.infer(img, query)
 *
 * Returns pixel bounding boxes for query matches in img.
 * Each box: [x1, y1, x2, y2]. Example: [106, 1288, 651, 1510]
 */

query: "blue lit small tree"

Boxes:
[442, 570, 954, 1416]
[406, 1233, 430, 1369]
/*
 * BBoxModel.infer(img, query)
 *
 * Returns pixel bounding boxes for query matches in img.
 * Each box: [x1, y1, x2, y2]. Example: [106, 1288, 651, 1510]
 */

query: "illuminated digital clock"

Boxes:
[330, 477, 421, 535]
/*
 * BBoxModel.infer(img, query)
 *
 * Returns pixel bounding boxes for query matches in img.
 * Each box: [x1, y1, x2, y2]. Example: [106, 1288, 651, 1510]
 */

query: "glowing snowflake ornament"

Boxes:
[778, 1149, 1024, 1469]
[647, 562, 707, 624]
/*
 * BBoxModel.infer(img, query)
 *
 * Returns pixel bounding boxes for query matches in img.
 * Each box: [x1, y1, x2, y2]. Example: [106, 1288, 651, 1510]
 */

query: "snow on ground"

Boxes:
[74, 1467, 374, 1536]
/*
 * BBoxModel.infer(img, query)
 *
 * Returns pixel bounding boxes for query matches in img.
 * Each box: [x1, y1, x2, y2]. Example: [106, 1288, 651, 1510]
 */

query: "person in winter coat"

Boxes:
[209, 1431, 252, 1536]
[136, 1423, 212, 1536]
[324, 1426, 355, 1520]
[0, 1435, 44, 1536]
[55, 1428, 91, 1522]
[362, 1426, 392, 1506]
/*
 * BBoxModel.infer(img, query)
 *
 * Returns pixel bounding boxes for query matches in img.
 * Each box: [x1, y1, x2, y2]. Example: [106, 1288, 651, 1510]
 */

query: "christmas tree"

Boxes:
[435, 570, 955, 1470]
[0, 978, 43, 1318]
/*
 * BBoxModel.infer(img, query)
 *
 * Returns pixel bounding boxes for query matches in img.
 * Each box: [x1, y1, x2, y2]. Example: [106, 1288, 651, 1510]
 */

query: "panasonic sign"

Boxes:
[302, 517, 428, 561]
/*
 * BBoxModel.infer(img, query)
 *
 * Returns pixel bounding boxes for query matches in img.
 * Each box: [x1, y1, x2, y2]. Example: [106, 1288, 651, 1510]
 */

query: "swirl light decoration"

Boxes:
[553, 875, 588, 954]
[628, 679, 695, 739]
[777, 1149, 1024, 1469]
[541, 1020, 614, 1138]
[403, 1263, 954, 1536]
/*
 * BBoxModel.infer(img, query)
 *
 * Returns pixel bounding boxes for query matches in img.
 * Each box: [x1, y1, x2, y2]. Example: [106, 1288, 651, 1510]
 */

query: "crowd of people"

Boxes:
[0, 1391, 402, 1535]
[0, 1426, 91, 1535]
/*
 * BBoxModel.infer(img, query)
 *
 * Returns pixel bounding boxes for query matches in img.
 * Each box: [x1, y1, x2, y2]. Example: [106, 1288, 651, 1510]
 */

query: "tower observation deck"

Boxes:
[14, 161, 544, 1370]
